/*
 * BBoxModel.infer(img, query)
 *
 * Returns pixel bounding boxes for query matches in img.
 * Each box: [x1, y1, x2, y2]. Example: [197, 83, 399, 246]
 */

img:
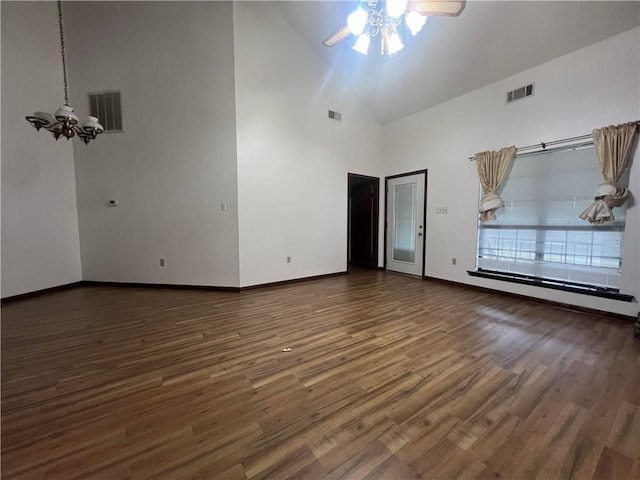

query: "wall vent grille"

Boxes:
[328, 110, 342, 121]
[506, 83, 534, 104]
[88, 91, 123, 132]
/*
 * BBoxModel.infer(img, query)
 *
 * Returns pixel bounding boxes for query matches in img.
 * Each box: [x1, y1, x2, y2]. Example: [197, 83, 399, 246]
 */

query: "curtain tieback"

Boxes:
[593, 180, 628, 208]
[480, 191, 503, 212]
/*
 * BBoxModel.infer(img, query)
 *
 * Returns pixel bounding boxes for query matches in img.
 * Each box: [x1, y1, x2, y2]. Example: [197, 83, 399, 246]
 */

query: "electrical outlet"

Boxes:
[286, 256, 291, 263]
[220, 203, 227, 212]
[451, 257, 457, 265]
[160, 258, 165, 267]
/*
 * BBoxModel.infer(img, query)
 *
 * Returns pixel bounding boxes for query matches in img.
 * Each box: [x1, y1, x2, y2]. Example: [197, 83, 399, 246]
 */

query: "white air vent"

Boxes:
[506, 83, 534, 104]
[88, 91, 123, 132]
[328, 110, 342, 121]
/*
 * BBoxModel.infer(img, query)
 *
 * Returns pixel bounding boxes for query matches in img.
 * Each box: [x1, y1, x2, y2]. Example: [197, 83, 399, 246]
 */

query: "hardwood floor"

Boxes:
[1, 270, 638, 479]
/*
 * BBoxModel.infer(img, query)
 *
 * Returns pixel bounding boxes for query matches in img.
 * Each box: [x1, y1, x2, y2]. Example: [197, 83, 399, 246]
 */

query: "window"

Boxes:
[476, 144, 628, 289]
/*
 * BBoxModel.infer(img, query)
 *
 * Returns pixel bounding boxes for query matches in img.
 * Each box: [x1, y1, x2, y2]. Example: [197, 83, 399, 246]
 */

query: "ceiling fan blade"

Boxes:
[409, 0, 466, 17]
[322, 26, 351, 47]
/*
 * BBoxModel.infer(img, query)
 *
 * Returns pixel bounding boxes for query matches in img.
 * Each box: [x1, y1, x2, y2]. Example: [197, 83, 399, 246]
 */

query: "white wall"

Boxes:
[65, 2, 240, 287]
[1, 2, 83, 298]
[233, 2, 384, 287]
[382, 27, 640, 316]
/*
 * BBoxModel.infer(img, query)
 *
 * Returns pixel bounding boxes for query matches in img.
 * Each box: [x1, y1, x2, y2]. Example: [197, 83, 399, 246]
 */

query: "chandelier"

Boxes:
[25, 1, 103, 144]
[322, 0, 466, 56]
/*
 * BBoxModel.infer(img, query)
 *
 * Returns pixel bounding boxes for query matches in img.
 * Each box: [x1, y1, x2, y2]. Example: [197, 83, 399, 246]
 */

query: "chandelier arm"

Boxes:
[57, 0, 69, 106]
[369, 7, 383, 37]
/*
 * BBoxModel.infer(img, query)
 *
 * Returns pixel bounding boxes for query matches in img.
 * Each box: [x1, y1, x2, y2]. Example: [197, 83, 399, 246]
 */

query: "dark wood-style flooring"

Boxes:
[1, 270, 638, 479]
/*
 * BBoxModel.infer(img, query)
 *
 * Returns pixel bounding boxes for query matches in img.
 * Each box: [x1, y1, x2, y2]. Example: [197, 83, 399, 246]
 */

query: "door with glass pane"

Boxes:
[386, 172, 426, 276]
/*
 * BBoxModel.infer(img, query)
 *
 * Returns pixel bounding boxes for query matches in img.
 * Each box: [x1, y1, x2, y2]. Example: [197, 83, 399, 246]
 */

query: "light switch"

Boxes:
[220, 203, 227, 212]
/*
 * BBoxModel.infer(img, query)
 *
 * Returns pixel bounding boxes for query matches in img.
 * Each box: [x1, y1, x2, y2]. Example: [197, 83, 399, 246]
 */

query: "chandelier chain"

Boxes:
[57, 0, 69, 106]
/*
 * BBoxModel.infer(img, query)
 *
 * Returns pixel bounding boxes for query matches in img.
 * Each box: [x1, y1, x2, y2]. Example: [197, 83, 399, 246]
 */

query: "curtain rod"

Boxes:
[468, 133, 592, 161]
[468, 122, 640, 161]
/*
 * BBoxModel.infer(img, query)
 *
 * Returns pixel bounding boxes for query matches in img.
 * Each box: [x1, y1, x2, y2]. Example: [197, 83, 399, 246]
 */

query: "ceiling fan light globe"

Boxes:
[35, 111, 55, 125]
[27, 111, 57, 131]
[387, 0, 409, 18]
[82, 116, 104, 133]
[353, 33, 371, 55]
[54, 105, 79, 125]
[387, 32, 404, 54]
[347, 9, 368, 35]
[405, 11, 427, 36]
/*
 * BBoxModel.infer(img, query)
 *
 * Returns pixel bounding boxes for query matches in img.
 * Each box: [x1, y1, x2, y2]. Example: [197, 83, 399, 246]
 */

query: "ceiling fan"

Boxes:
[323, 0, 466, 55]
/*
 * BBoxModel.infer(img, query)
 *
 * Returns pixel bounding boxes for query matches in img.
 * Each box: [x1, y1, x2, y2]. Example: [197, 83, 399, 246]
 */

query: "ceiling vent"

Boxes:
[506, 83, 534, 104]
[328, 110, 342, 121]
[88, 91, 123, 132]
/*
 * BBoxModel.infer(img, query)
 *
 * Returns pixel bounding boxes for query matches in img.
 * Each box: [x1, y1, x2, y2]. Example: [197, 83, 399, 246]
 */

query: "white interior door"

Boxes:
[386, 173, 425, 276]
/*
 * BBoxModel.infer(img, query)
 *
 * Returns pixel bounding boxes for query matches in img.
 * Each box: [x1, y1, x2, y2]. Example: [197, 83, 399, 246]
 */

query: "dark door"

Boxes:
[348, 174, 379, 269]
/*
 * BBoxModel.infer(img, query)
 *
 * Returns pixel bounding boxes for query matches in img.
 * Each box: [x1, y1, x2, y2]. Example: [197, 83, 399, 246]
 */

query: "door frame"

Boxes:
[384, 169, 428, 277]
[347, 173, 380, 271]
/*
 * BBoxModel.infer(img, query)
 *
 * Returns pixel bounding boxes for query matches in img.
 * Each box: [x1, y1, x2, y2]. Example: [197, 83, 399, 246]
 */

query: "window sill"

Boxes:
[467, 269, 635, 302]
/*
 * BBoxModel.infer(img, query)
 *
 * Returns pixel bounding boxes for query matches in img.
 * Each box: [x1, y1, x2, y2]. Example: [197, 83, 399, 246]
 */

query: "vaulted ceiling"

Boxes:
[273, 1, 640, 124]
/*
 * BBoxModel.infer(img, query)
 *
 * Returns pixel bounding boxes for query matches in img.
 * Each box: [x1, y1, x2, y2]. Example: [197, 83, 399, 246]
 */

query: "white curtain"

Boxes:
[580, 121, 639, 224]
[475, 146, 517, 222]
